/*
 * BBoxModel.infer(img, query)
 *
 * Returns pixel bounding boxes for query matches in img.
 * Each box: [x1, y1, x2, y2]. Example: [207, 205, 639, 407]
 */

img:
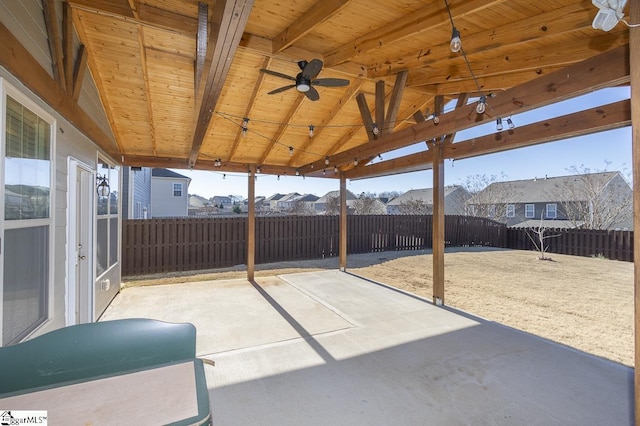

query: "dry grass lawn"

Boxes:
[125, 248, 634, 366]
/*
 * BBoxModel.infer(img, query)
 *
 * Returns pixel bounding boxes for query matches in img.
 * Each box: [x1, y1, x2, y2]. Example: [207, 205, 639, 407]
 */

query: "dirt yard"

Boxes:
[125, 248, 634, 366]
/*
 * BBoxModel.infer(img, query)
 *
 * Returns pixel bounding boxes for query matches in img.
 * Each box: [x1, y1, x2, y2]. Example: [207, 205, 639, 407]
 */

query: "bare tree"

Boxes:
[398, 198, 431, 215]
[325, 195, 340, 215]
[288, 200, 315, 216]
[353, 192, 385, 215]
[463, 173, 513, 220]
[525, 213, 562, 260]
[554, 165, 632, 230]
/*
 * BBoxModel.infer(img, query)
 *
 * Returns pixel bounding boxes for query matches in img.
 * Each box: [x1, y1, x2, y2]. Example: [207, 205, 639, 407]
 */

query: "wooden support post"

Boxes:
[247, 167, 256, 281]
[339, 173, 347, 271]
[432, 141, 445, 305]
[630, 1, 640, 422]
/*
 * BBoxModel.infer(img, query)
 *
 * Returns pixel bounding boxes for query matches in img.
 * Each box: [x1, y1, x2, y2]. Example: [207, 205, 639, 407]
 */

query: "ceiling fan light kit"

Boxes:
[260, 59, 349, 101]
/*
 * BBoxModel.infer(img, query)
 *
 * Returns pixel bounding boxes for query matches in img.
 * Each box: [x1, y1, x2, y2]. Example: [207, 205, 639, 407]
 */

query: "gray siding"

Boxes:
[151, 177, 190, 217]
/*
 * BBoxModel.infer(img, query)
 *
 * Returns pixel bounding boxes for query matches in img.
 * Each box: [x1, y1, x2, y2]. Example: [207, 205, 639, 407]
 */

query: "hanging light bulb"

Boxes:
[289, 146, 294, 156]
[256, 166, 261, 174]
[325, 156, 330, 166]
[476, 95, 486, 114]
[354, 158, 359, 166]
[334, 165, 338, 173]
[241, 117, 249, 136]
[308, 125, 314, 138]
[450, 27, 461, 53]
[223, 174, 226, 179]
[433, 113, 440, 124]
[296, 169, 300, 176]
[323, 169, 326, 176]
[378, 154, 383, 161]
[277, 175, 280, 181]
[507, 118, 515, 129]
[496, 118, 503, 131]
[372, 123, 380, 135]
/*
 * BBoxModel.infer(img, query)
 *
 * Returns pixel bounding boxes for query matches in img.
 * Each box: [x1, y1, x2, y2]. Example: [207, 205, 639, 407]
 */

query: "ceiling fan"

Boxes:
[260, 59, 349, 101]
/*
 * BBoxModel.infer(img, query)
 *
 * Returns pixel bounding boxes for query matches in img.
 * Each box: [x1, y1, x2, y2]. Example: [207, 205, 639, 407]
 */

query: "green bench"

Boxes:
[0, 318, 212, 425]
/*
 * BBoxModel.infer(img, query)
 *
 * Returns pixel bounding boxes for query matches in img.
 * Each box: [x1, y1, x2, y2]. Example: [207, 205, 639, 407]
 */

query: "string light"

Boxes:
[289, 146, 294, 156]
[325, 156, 330, 166]
[296, 169, 300, 176]
[378, 154, 383, 161]
[241, 117, 249, 136]
[277, 175, 280, 181]
[334, 165, 338, 173]
[354, 158, 359, 166]
[507, 117, 515, 129]
[372, 123, 380, 135]
[476, 95, 487, 114]
[323, 169, 326, 176]
[256, 166, 261, 173]
[308, 125, 314, 137]
[496, 117, 503, 131]
[450, 27, 461, 53]
[223, 174, 226, 179]
[433, 113, 440, 124]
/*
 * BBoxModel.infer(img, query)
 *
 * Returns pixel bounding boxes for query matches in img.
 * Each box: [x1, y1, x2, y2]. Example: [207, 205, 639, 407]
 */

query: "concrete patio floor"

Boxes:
[101, 270, 634, 425]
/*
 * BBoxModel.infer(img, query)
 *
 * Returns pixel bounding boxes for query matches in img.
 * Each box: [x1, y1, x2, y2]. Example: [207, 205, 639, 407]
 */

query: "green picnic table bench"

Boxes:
[0, 318, 212, 425]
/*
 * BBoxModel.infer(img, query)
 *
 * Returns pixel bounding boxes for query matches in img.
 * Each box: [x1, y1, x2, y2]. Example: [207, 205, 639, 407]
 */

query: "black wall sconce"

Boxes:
[97, 173, 110, 197]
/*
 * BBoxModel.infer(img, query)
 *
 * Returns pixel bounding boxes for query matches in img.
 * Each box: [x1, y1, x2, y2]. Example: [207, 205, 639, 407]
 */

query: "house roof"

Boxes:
[266, 193, 286, 201]
[386, 186, 464, 206]
[53, 1, 628, 182]
[469, 172, 623, 204]
[188, 194, 209, 208]
[151, 168, 190, 180]
[296, 194, 320, 202]
[316, 190, 358, 203]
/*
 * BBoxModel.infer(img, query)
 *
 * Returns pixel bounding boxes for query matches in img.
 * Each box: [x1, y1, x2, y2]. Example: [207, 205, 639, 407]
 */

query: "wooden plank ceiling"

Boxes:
[68, 0, 630, 178]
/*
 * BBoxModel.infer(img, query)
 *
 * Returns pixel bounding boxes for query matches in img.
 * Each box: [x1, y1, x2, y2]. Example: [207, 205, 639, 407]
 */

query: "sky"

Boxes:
[178, 87, 632, 199]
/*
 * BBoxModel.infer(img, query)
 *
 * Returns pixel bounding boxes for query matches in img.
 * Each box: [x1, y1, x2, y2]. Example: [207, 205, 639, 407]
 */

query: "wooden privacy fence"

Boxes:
[122, 215, 504, 276]
[506, 227, 633, 261]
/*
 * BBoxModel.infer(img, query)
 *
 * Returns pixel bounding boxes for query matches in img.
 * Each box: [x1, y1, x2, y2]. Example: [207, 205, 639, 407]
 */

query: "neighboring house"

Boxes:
[151, 169, 191, 217]
[265, 193, 285, 211]
[188, 194, 214, 216]
[122, 166, 152, 219]
[386, 186, 470, 215]
[211, 195, 232, 209]
[314, 190, 358, 214]
[282, 194, 320, 214]
[467, 172, 633, 229]
[276, 192, 301, 210]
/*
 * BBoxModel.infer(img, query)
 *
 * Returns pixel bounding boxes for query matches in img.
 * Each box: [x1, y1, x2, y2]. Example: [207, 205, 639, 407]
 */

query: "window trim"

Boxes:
[506, 204, 515, 218]
[173, 182, 183, 197]
[546, 203, 557, 219]
[525, 203, 535, 218]
[488, 205, 496, 218]
[1, 79, 56, 344]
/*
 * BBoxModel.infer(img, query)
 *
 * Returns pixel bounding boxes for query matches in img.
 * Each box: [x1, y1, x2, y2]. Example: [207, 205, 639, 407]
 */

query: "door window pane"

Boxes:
[2, 226, 49, 345]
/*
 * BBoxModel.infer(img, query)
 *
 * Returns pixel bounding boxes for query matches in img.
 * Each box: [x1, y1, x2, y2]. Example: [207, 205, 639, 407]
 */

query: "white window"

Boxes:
[506, 204, 515, 217]
[546, 203, 557, 219]
[2, 90, 54, 345]
[467, 205, 476, 216]
[488, 205, 496, 218]
[525, 204, 535, 218]
[173, 183, 182, 197]
[97, 160, 119, 277]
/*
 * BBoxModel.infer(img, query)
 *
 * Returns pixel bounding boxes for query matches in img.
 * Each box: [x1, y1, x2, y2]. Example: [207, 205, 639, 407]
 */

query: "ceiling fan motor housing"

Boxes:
[295, 73, 311, 92]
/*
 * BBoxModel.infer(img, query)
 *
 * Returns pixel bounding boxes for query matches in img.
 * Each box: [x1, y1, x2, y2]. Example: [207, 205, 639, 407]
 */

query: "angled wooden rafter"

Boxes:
[189, 0, 255, 167]
[195, 2, 208, 96]
[71, 44, 88, 101]
[0, 21, 118, 157]
[43, 0, 67, 91]
[273, 0, 351, 54]
[324, 0, 503, 67]
[228, 57, 273, 160]
[300, 44, 630, 175]
[288, 78, 365, 166]
[383, 71, 408, 134]
[356, 92, 377, 141]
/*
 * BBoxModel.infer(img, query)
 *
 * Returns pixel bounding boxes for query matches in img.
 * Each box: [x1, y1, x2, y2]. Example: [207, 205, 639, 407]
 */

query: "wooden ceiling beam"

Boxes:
[273, 0, 351, 54]
[368, 2, 597, 79]
[239, 32, 367, 79]
[298, 44, 630, 175]
[443, 93, 468, 145]
[195, 2, 208, 96]
[324, 0, 503, 67]
[445, 99, 631, 160]
[407, 32, 628, 87]
[356, 92, 377, 141]
[63, 1, 74, 91]
[189, 0, 254, 167]
[0, 21, 119, 158]
[346, 98, 630, 179]
[288, 78, 365, 165]
[71, 44, 88, 101]
[375, 80, 385, 135]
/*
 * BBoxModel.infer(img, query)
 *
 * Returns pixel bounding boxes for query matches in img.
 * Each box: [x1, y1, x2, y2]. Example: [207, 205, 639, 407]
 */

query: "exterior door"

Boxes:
[67, 159, 94, 325]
